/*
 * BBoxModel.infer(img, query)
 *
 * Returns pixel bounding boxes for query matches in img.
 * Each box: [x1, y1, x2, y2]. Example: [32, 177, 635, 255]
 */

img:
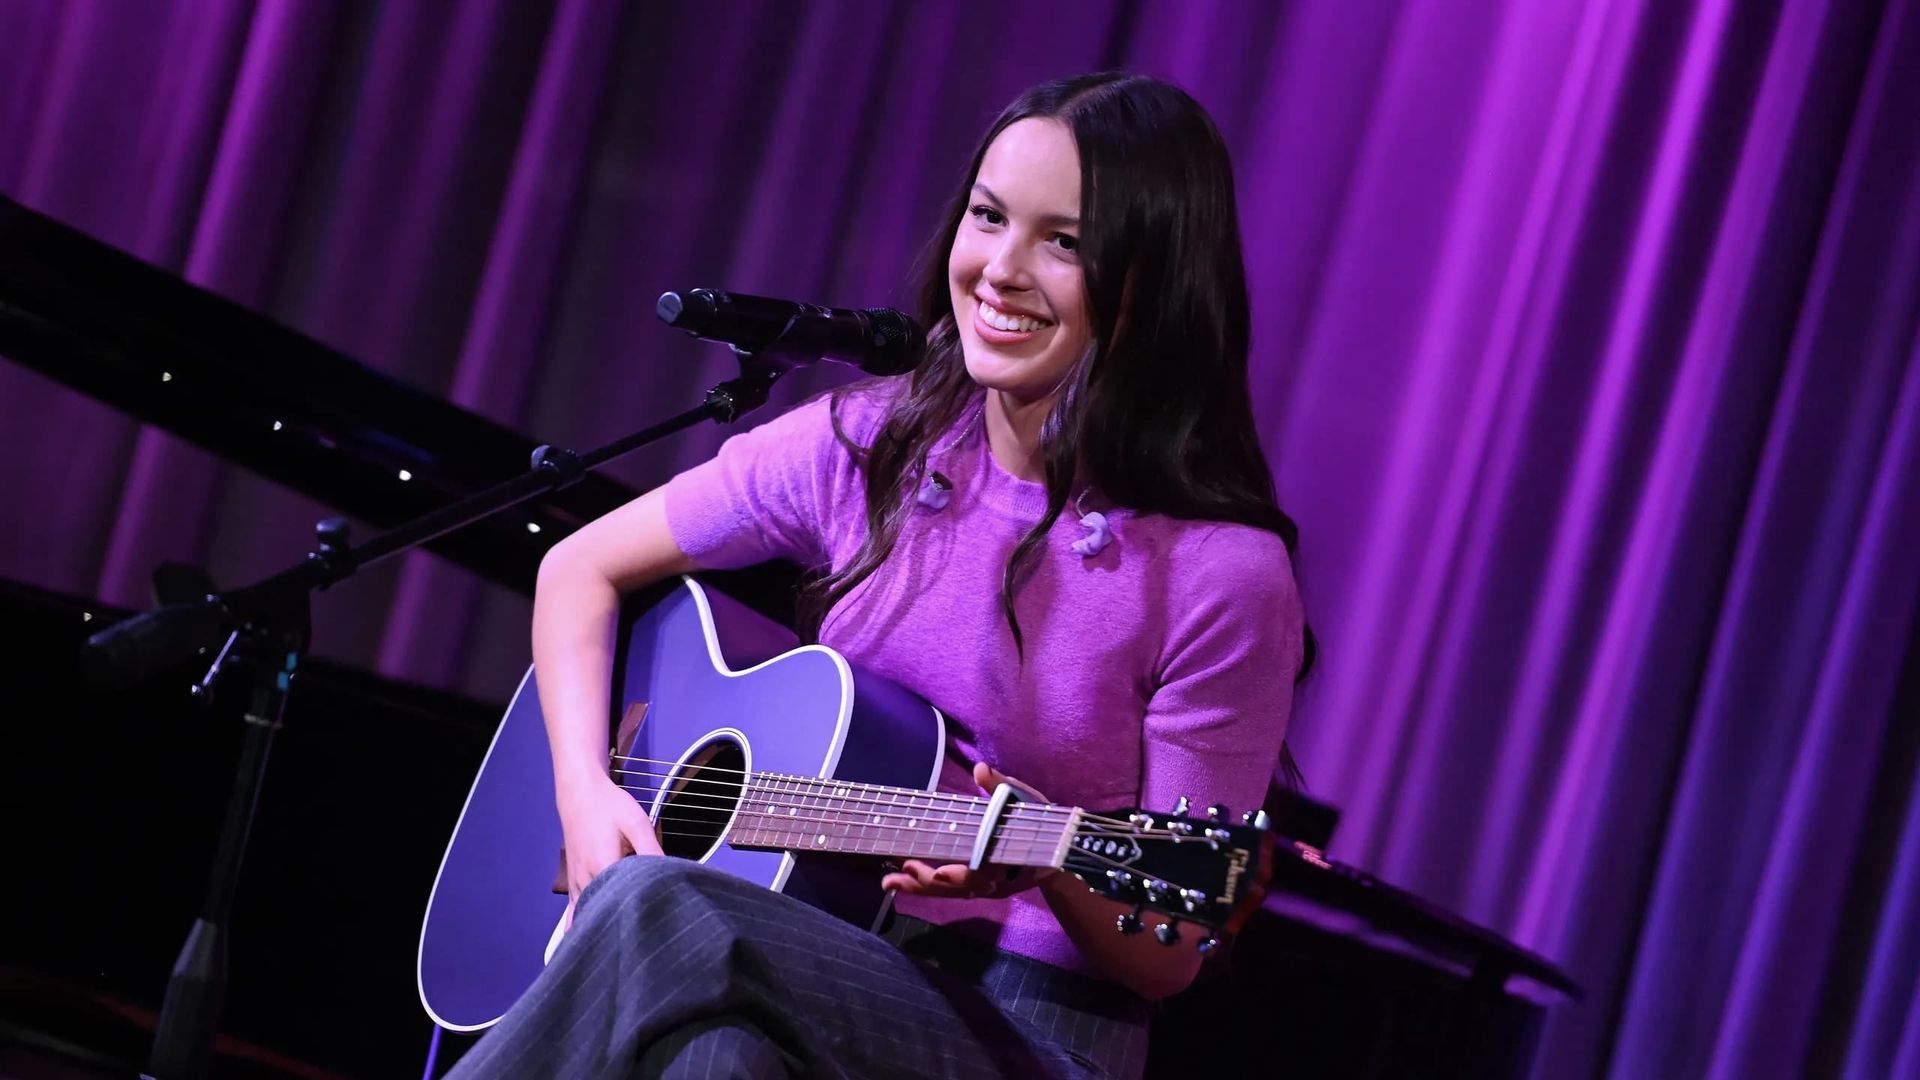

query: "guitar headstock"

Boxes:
[1061, 799, 1275, 952]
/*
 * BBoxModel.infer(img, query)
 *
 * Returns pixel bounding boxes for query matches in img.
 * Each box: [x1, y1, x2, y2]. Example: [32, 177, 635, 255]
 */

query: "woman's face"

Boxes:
[948, 118, 1092, 405]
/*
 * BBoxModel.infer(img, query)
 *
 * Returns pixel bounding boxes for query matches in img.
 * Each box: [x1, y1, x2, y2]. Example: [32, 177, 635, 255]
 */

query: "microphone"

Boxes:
[80, 597, 229, 691]
[657, 288, 924, 376]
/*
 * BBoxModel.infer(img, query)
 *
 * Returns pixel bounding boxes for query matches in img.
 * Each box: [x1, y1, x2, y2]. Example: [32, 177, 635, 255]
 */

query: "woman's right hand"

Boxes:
[557, 772, 665, 905]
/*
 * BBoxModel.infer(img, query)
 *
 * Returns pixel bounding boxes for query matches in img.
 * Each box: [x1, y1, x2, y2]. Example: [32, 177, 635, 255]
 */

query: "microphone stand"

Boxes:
[112, 350, 795, 1079]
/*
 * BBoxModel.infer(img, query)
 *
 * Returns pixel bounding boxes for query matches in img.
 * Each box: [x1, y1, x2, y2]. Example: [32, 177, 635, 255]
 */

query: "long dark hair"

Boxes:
[804, 73, 1315, 787]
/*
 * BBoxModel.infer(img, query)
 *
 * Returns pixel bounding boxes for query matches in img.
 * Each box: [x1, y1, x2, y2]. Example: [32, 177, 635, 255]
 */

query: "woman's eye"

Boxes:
[1054, 233, 1079, 253]
[969, 205, 1005, 226]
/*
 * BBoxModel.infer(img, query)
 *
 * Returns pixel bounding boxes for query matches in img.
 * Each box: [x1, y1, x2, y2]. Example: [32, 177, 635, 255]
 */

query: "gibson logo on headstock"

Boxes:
[1220, 846, 1250, 904]
[1073, 834, 1143, 864]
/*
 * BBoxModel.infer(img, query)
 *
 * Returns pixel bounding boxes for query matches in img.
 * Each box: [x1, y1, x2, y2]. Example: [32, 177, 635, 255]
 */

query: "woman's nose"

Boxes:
[983, 235, 1033, 290]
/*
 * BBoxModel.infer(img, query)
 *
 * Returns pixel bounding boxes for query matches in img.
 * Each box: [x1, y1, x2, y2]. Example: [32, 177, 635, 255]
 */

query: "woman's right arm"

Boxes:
[533, 486, 698, 903]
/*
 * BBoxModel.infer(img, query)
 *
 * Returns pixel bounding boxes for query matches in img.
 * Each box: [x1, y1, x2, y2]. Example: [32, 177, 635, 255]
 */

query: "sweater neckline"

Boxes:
[925, 397, 1051, 519]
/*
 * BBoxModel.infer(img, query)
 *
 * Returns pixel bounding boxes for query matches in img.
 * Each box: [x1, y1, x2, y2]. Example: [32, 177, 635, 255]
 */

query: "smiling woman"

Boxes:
[950, 118, 1094, 425]
[450, 72, 1311, 1080]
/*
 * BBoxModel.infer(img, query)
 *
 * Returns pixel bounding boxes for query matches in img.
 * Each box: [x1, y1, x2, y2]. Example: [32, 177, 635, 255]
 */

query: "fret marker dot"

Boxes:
[815, 834, 826, 846]
[872, 815, 882, 824]
[789, 808, 798, 816]
[909, 819, 919, 828]
[949, 823, 959, 832]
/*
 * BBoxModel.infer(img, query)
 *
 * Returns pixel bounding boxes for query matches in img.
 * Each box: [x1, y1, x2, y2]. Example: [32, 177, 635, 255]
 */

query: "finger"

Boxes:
[973, 761, 998, 792]
[973, 761, 1047, 803]
[932, 864, 974, 888]
[880, 860, 933, 893]
[884, 860, 970, 897]
[617, 809, 662, 859]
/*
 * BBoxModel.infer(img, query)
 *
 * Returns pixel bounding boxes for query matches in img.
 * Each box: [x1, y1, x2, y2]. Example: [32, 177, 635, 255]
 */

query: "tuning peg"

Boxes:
[1145, 879, 1172, 904]
[1197, 937, 1220, 955]
[1172, 795, 1192, 816]
[1206, 803, 1228, 821]
[1180, 888, 1208, 912]
[1117, 908, 1145, 935]
[1154, 921, 1181, 946]
[1241, 808, 1272, 830]
[1105, 869, 1135, 894]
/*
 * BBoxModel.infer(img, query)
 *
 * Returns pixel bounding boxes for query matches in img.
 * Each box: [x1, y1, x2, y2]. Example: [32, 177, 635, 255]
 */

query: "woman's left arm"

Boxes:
[1082, 528, 1304, 997]
[888, 529, 1305, 999]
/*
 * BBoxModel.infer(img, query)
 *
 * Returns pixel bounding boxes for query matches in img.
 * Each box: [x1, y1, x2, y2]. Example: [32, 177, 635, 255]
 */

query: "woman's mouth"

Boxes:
[973, 298, 1053, 342]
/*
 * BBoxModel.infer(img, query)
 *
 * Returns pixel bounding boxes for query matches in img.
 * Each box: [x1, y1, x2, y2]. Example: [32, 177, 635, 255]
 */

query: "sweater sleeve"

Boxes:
[1140, 527, 1305, 821]
[661, 387, 882, 571]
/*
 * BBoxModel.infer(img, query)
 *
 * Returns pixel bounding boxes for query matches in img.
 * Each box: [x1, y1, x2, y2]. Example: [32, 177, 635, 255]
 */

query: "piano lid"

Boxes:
[0, 192, 646, 591]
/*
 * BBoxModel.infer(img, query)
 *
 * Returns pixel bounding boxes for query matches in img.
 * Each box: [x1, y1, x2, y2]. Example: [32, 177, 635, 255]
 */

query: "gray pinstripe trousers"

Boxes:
[445, 856, 1149, 1079]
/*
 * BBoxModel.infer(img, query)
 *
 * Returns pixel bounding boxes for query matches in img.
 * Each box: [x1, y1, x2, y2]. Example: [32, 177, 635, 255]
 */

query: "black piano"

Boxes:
[0, 193, 1578, 1079]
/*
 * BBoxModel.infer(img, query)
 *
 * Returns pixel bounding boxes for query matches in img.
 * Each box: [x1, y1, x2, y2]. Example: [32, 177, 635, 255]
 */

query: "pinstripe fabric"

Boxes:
[444, 857, 1149, 1079]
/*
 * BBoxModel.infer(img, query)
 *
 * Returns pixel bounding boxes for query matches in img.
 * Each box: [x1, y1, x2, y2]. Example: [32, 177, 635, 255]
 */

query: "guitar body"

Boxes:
[417, 578, 946, 1031]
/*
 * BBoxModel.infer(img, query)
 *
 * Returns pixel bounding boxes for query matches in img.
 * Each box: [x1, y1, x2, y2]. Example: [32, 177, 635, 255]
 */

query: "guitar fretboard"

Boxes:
[726, 772, 1078, 868]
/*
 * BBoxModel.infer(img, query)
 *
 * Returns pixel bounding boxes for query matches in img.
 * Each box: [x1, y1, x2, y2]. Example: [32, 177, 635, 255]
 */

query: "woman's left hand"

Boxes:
[879, 762, 1059, 899]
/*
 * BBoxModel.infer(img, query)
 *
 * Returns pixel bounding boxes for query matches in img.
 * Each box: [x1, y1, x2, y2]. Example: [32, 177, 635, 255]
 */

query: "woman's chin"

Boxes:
[962, 356, 1041, 398]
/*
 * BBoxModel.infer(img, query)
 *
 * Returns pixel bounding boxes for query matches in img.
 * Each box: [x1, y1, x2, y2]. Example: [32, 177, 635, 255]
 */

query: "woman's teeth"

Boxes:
[980, 301, 1050, 333]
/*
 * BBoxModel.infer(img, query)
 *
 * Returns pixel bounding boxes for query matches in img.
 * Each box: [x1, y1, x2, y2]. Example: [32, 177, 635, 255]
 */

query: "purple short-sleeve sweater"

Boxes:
[663, 381, 1304, 975]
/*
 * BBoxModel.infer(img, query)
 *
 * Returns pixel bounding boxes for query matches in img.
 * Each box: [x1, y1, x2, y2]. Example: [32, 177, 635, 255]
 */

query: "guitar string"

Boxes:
[636, 824, 1221, 915]
[612, 772, 1203, 848]
[618, 772, 1178, 862]
[616, 782, 1218, 855]
[644, 809, 1062, 866]
[603, 752, 1150, 831]
[639, 816, 1197, 890]
[623, 783, 1088, 847]
[613, 767, 1090, 828]
[615, 766, 998, 811]
[620, 782, 1223, 872]
[606, 754, 1061, 816]
[605, 759, 1155, 835]
[613, 769, 1124, 835]
[628, 782, 1231, 902]
[613, 770, 1155, 846]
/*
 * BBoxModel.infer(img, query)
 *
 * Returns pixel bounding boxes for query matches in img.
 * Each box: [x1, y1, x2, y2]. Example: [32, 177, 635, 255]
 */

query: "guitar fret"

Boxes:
[937, 791, 965, 863]
[936, 793, 952, 863]
[804, 777, 825, 849]
[890, 788, 909, 857]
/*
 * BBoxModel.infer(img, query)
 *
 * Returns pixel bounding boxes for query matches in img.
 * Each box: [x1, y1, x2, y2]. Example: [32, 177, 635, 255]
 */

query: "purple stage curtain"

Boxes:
[2, 1, 1916, 1076]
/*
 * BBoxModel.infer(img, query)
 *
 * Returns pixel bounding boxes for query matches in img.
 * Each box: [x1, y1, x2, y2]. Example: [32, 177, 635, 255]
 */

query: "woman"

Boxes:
[450, 72, 1308, 1079]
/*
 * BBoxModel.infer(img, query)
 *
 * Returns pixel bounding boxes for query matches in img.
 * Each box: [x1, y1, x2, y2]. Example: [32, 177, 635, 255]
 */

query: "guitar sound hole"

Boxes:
[656, 738, 746, 861]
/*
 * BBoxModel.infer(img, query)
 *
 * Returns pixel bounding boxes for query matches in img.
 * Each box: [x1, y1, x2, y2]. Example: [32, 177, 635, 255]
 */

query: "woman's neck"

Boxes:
[983, 388, 1053, 483]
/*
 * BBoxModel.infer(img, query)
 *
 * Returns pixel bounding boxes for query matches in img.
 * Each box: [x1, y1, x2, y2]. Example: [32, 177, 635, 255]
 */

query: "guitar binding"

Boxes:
[644, 727, 751, 863]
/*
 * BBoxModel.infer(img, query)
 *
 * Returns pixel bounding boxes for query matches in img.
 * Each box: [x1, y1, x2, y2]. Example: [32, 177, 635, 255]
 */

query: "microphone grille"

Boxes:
[863, 308, 925, 375]
[657, 289, 719, 331]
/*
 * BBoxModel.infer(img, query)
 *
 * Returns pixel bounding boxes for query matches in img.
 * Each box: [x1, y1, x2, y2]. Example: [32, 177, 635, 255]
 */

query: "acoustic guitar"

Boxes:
[418, 578, 1273, 1030]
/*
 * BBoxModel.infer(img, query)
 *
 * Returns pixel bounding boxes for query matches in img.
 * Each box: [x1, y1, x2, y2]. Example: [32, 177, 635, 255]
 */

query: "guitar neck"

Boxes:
[725, 772, 1080, 868]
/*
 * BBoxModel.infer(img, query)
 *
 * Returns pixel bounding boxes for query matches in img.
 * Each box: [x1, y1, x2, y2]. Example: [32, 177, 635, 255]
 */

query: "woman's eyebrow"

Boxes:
[971, 182, 1080, 229]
